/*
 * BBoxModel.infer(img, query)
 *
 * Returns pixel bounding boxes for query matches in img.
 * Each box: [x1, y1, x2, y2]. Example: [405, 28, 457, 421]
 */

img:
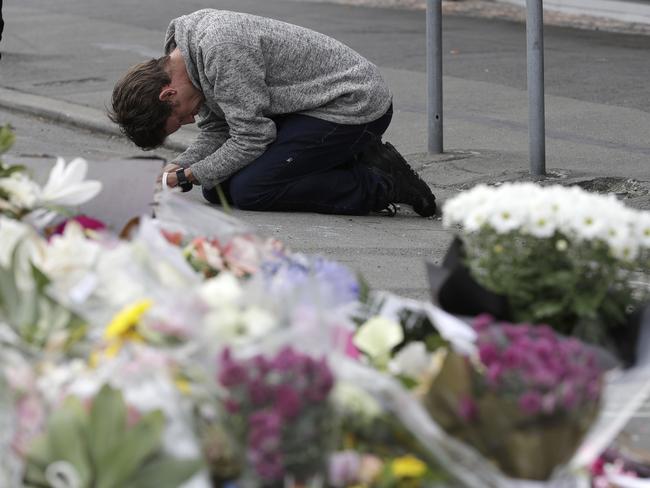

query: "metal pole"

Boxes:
[427, 0, 443, 154]
[526, 0, 546, 175]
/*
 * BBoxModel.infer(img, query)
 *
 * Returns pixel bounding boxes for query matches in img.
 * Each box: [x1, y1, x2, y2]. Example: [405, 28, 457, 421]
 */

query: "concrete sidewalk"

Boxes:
[1, 0, 649, 298]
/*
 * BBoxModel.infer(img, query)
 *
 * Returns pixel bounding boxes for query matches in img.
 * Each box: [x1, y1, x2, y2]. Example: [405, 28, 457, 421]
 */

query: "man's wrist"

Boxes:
[185, 167, 197, 184]
[175, 168, 193, 192]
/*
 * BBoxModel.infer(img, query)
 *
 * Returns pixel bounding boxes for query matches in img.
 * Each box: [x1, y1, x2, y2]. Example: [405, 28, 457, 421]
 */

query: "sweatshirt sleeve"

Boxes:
[175, 108, 229, 168]
[188, 42, 277, 188]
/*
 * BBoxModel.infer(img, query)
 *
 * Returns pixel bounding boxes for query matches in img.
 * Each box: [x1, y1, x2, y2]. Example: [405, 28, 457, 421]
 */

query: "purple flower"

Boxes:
[224, 398, 240, 414]
[248, 379, 272, 407]
[275, 385, 303, 418]
[271, 346, 302, 372]
[519, 391, 542, 415]
[248, 411, 283, 451]
[478, 342, 499, 365]
[472, 313, 494, 332]
[247, 411, 285, 481]
[472, 317, 604, 416]
[218, 349, 248, 387]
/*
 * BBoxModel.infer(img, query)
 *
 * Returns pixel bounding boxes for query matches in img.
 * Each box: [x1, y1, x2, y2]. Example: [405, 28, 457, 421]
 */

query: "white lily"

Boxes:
[39, 157, 102, 206]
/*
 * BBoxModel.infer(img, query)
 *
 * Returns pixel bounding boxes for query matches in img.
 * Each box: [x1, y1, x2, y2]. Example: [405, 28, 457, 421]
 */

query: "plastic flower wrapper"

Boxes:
[328, 382, 448, 487]
[353, 291, 477, 383]
[422, 314, 604, 481]
[42, 215, 204, 343]
[216, 345, 335, 486]
[441, 183, 650, 361]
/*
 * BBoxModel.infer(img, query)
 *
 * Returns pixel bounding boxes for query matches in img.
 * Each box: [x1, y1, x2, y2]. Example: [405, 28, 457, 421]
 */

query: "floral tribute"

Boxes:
[423, 314, 604, 480]
[442, 182, 650, 352]
[218, 347, 334, 485]
[0, 126, 645, 487]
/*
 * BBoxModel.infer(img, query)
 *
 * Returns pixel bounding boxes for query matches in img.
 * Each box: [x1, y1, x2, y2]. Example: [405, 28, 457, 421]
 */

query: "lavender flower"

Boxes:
[261, 254, 359, 305]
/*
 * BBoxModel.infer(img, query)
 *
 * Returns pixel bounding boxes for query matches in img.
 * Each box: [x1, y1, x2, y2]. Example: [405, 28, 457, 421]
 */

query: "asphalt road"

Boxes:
[5, 0, 650, 112]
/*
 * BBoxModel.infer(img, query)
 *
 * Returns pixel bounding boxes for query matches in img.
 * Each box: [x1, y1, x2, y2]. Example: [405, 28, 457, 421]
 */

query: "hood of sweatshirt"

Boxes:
[164, 13, 202, 90]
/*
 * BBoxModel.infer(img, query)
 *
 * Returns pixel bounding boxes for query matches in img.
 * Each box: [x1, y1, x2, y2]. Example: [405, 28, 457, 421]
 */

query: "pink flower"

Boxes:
[51, 214, 105, 236]
[332, 327, 361, 360]
[472, 313, 494, 332]
[218, 348, 248, 387]
[225, 398, 241, 414]
[519, 391, 542, 415]
[275, 385, 302, 418]
[478, 342, 499, 365]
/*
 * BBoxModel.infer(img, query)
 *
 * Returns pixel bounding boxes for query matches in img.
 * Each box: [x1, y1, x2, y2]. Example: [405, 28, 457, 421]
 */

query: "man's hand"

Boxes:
[158, 163, 197, 188]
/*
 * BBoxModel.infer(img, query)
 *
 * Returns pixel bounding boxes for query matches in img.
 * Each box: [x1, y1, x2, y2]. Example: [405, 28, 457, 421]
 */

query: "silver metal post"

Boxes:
[427, 0, 443, 154]
[526, 0, 546, 175]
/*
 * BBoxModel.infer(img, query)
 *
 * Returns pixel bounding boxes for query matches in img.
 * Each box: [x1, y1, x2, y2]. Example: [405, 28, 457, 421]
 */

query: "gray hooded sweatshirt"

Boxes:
[164, 9, 392, 188]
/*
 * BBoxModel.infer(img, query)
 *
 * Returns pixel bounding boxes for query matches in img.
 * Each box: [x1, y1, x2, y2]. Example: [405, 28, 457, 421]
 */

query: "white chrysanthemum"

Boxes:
[569, 204, 607, 240]
[609, 233, 639, 262]
[635, 211, 650, 248]
[488, 203, 524, 234]
[443, 184, 491, 227]
[525, 205, 557, 238]
[463, 206, 490, 232]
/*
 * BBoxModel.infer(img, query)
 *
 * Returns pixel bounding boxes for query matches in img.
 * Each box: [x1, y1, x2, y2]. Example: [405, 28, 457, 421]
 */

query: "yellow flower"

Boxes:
[97, 299, 152, 360]
[104, 299, 153, 341]
[390, 455, 427, 479]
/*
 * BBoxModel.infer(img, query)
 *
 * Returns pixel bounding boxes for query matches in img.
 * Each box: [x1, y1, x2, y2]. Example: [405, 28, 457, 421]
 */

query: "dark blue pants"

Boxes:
[203, 106, 393, 215]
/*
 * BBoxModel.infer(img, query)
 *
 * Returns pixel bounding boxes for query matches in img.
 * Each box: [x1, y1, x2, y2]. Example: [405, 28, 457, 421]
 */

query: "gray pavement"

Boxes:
[1, 0, 650, 299]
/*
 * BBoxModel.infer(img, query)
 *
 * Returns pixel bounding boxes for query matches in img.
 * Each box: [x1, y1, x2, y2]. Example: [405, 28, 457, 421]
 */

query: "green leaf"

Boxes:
[47, 397, 92, 484]
[123, 457, 204, 488]
[24, 436, 52, 474]
[88, 385, 128, 467]
[95, 410, 166, 488]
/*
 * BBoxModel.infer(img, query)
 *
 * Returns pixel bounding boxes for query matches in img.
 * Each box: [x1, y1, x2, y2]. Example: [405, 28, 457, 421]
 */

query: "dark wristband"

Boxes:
[176, 168, 193, 192]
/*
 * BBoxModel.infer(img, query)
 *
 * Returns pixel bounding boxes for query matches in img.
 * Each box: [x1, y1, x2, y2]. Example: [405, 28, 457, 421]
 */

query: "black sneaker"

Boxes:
[360, 140, 437, 217]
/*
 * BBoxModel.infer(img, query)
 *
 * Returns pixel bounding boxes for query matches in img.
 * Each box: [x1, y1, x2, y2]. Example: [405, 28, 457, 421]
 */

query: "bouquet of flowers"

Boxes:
[217, 346, 335, 486]
[161, 230, 285, 279]
[423, 314, 604, 480]
[442, 182, 650, 359]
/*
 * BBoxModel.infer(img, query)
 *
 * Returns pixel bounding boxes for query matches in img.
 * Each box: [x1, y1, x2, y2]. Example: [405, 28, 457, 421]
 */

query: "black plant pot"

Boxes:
[427, 237, 649, 368]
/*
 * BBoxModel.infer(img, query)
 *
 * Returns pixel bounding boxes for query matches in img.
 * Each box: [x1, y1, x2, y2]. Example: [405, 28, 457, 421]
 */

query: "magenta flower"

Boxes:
[471, 316, 604, 417]
[218, 348, 248, 387]
[51, 214, 106, 236]
[218, 346, 335, 482]
[275, 385, 302, 418]
[519, 391, 542, 415]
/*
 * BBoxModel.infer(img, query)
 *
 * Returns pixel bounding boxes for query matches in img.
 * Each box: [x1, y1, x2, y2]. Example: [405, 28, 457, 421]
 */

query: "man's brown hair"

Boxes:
[108, 56, 172, 150]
